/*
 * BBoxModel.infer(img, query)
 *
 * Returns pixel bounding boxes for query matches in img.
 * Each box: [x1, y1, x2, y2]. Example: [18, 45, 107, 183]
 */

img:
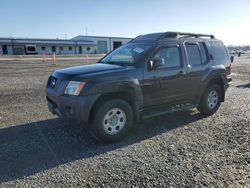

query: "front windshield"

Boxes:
[100, 43, 152, 64]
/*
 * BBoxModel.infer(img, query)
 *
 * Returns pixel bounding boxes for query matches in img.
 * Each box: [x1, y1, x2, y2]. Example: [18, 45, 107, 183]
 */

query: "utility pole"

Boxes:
[85, 27, 88, 36]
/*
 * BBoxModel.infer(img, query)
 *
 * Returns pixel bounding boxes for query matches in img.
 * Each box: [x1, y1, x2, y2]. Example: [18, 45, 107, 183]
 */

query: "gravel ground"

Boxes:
[0, 57, 249, 187]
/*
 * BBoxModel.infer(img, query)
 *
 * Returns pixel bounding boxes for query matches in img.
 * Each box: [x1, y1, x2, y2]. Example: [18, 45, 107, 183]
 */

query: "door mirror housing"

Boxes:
[149, 58, 165, 70]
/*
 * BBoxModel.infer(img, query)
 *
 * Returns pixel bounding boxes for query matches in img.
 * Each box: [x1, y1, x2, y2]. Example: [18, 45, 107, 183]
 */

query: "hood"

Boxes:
[53, 63, 125, 80]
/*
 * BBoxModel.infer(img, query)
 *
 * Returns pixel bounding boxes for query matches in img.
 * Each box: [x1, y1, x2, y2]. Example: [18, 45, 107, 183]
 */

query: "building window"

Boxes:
[69, 46, 72, 51]
[87, 47, 91, 51]
[41, 46, 46, 51]
[59, 46, 63, 51]
[27, 46, 36, 52]
[113, 41, 122, 49]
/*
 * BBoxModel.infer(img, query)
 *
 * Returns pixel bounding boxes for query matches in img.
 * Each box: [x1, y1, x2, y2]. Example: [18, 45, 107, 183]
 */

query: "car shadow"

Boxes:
[236, 83, 250, 89]
[0, 110, 205, 183]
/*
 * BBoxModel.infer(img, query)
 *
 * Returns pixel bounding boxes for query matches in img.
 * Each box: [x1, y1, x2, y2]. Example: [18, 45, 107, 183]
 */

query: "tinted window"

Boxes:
[210, 41, 229, 63]
[154, 47, 180, 68]
[199, 42, 208, 63]
[186, 44, 202, 66]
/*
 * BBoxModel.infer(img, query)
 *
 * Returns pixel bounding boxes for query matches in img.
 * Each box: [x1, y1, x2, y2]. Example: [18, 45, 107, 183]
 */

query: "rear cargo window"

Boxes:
[210, 41, 229, 63]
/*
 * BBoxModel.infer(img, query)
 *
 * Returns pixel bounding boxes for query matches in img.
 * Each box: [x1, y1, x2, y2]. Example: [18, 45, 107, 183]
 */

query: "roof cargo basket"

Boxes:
[164, 32, 215, 39]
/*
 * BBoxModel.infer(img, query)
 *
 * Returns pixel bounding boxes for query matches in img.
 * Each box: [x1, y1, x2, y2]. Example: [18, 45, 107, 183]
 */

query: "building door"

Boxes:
[113, 41, 122, 50]
[97, 41, 107, 54]
[2, 45, 8, 54]
[52, 46, 56, 53]
[79, 46, 82, 54]
[13, 46, 25, 55]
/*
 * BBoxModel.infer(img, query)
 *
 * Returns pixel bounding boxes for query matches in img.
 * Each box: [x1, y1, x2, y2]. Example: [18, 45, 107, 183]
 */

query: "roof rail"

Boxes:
[129, 32, 215, 43]
[164, 32, 215, 39]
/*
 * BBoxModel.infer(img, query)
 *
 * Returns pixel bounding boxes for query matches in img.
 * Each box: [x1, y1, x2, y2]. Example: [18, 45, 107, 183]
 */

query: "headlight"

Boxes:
[65, 81, 85, 96]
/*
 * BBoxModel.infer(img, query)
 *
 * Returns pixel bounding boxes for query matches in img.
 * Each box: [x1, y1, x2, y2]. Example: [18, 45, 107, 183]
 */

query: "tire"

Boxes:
[90, 99, 134, 143]
[197, 84, 222, 116]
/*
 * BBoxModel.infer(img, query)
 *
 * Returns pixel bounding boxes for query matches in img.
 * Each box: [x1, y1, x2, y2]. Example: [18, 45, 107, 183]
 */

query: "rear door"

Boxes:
[184, 41, 210, 100]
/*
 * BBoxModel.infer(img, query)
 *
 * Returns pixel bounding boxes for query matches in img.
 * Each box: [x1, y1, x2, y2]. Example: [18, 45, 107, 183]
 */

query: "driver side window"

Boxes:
[153, 47, 181, 68]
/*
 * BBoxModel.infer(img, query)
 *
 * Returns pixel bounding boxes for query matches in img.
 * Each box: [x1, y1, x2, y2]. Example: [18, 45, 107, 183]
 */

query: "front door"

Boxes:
[52, 46, 56, 53]
[142, 45, 189, 107]
[79, 46, 82, 54]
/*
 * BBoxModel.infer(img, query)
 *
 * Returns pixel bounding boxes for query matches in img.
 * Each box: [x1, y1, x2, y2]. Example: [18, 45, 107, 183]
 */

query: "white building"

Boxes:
[72, 36, 132, 54]
[0, 35, 132, 55]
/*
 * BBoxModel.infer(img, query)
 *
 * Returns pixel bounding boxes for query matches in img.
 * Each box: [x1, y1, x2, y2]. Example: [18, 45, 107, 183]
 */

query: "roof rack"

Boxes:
[164, 32, 215, 39]
[130, 31, 215, 43]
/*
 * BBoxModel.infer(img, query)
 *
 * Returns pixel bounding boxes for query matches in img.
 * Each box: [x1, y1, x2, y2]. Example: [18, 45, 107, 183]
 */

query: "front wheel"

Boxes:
[197, 84, 222, 115]
[90, 99, 133, 143]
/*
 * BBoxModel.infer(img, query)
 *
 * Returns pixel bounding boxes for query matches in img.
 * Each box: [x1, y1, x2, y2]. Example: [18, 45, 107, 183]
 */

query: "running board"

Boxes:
[142, 103, 196, 119]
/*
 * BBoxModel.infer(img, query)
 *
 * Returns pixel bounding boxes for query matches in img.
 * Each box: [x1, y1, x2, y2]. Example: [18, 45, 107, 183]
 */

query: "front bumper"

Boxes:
[46, 87, 100, 124]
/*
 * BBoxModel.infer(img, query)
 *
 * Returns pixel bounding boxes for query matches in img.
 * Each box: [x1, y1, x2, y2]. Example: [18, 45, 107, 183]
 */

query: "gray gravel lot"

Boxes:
[0, 56, 249, 187]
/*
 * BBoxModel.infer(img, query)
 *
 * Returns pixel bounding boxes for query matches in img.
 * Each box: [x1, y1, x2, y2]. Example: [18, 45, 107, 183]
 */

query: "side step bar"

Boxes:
[142, 103, 197, 119]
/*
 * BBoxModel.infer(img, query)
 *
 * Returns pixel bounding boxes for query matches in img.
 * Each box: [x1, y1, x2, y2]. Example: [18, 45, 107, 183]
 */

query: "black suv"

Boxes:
[46, 32, 232, 142]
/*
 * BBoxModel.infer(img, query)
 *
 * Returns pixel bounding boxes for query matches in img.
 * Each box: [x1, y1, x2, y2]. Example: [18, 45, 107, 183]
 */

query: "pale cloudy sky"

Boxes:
[1, 0, 250, 45]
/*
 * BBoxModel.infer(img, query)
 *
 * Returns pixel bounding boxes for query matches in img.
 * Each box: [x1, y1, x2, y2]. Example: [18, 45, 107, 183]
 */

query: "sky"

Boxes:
[1, 0, 250, 45]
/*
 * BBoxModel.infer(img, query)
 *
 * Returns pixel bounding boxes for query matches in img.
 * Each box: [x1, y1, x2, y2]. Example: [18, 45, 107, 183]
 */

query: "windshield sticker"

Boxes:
[133, 47, 144, 53]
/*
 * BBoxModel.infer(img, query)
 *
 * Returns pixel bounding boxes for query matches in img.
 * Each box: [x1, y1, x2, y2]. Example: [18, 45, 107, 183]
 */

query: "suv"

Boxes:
[46, 32, 232, 143]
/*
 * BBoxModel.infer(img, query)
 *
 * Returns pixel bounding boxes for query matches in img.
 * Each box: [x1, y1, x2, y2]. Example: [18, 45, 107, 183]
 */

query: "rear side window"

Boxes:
[199, 42, 209, 63]
[185, 43, 202, 66]
[210, 41, 229, 63]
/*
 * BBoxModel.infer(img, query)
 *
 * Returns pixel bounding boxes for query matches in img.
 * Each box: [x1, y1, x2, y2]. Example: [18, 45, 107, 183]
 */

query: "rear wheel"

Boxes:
[197, 84, 222, 115]
[90, 99, 133, 143]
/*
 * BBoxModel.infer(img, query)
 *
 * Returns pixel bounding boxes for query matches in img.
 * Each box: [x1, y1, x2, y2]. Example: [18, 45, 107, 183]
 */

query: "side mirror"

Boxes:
[149, 58, 165, 70]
